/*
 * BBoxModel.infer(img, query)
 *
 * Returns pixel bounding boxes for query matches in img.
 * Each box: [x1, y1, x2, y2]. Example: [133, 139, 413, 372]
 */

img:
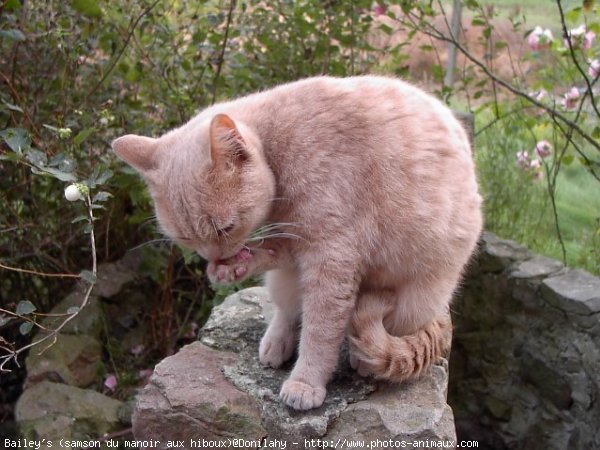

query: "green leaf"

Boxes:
[1, 100, 24, 113]
[30, 166, 77, 182]
[73, 127, 95, 145]
[16, 300, 36, 315]
[72, 0, 103, 18]
[79, 270, 97, 283]
[25, 148, 47, 167]
[67, 306, 80, 314]
[379, 23, 393, 35]
[0, 29, 26, 42]
[94, 170, 113, 185]
[565, 8, 581, 23]
[92, 191, 112, 203]
[4, 0, 21, 11]
[592, 126, 600, 140]
[72, 215, 88, 224]
[19, 321, 34, 335]
[562, 154, 574, 166]
[0, 128, 31, 153]
[0, 315, 13, 327]
[495, 41, 508, 49]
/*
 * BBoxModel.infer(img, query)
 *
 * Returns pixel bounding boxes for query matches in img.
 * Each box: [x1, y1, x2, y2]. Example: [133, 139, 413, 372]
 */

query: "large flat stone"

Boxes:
[133, 287, 456, 448]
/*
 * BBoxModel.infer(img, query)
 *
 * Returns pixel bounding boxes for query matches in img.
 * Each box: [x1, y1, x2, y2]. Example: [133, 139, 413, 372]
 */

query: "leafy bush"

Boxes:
[0, 0, 378, 366]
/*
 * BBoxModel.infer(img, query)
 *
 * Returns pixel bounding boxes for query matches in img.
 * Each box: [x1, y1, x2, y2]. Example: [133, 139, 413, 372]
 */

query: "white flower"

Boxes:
[64, 184, 83, 202]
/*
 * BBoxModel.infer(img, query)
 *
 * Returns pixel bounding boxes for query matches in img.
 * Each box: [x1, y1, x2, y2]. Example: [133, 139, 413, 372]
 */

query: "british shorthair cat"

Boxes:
[113, 75, 482, 410]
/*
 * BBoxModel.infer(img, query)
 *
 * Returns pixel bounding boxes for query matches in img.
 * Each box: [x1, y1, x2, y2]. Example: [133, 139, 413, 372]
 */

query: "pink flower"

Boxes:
[589, 59, 600, 78]
[561, 87, 580, 109]
[516, 151, 530, 169]
[529, 158, 541, 170]
[535, 140, 552, 158]
[535, 89, 548, 102]
[565, 24, 594, 50]
[584, 31, 596, 51]
[528, 26, 553, 51]
[373, 4, 387, 16]
[104, 374, 118, 391]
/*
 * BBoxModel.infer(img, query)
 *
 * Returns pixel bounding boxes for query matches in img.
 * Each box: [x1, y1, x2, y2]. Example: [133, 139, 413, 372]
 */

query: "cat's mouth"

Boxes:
[213, 247, 252, 265]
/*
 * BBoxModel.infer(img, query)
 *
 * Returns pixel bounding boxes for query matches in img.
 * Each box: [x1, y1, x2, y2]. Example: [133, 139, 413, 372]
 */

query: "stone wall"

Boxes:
[449, 232, 600, 450]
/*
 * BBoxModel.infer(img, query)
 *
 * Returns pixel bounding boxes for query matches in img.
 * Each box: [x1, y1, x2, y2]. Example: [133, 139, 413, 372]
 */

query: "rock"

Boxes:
[25, 334, 103, 388]
[40, 288, 102, 337]
[92, 249, 143, 298]
[511, 256, 564, 280]
[541, 269, 600, 316]
[133, 287, 456, 448]
[478, 232, 531, 273]
[134, 342, 266, 442]
[16, 381, 123, 446]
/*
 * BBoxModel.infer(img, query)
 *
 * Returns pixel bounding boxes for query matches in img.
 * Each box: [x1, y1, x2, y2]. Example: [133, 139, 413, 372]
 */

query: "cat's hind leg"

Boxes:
[259, 268, 302, 368]
[348, 279, 453, 381]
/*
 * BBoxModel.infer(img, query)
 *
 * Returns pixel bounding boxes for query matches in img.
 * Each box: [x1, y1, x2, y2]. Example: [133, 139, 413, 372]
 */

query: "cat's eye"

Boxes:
[216, 223, 235, 237]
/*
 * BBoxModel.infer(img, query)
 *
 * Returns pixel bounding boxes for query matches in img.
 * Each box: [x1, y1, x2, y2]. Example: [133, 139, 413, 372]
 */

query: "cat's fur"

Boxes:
[112, 75, 483, 410]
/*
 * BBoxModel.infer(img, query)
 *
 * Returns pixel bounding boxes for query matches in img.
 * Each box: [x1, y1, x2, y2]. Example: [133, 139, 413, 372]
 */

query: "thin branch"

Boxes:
[211, 0, 236, 105]
[0, 70, 42, 139]
[0, 262, 80, 278]
[398, 8, 600, 154]
[0, 193, 97, 371]
[87, 0, 161, 98]
[557, 0, 600, 118]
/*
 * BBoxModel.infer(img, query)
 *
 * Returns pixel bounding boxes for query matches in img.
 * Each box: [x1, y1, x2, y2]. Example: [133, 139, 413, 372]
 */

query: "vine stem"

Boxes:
[0, 194, 97, 372]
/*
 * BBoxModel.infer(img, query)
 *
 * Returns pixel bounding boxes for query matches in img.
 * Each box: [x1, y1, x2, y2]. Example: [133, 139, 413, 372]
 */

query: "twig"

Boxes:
[211, 0, 236, 105]
[397, 7, 600, 154]
[557, 0, 600, 118]
[0, 262, 80, 278]
[0, 70, 42, 139]
[0, 193, 97, 371]
[87, 0, 161, 98]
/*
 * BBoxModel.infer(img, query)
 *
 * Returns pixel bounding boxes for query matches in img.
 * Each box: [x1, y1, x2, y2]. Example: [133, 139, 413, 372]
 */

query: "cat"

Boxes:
[112, 75, 483, 410]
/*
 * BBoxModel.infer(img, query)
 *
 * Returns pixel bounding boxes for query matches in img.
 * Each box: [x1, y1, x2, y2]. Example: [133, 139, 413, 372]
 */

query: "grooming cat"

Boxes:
[112, 75, 483, 410]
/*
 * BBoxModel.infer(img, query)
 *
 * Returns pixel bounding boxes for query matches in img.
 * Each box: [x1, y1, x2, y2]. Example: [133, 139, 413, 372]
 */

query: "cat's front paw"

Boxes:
[207, 249, 252, 285]
[280, 379, 326, 410]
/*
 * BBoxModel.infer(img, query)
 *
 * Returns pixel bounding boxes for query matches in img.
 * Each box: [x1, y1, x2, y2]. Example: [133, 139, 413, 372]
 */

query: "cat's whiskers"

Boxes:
[130, 238, 172, 251]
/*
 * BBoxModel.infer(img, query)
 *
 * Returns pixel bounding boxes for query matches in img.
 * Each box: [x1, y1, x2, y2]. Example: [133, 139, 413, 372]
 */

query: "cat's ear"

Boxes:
[209, 114, 249, 167]
[112, 135, 159, 175]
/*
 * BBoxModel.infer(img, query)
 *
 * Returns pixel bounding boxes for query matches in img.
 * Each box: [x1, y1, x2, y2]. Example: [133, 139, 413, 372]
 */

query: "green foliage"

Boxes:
[0, 0, 382, 350]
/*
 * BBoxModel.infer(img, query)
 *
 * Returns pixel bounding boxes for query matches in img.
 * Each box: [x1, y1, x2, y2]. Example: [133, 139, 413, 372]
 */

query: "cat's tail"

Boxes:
[348, 311, 451, 382]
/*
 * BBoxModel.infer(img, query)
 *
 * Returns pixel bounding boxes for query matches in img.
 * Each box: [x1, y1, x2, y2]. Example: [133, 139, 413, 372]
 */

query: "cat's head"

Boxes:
[112, 114, 275, 262]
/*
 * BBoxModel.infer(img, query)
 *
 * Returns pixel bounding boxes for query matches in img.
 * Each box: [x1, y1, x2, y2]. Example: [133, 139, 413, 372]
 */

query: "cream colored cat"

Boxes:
[112, 75, 482, 410]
